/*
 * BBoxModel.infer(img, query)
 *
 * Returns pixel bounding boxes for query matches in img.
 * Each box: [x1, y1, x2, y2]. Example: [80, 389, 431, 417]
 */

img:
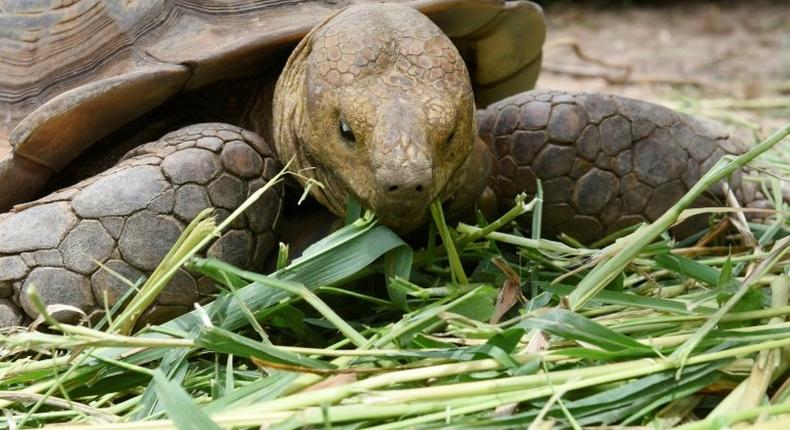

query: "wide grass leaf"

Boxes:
[519, 308, 649, 352]
[468, 327, 525, 368]
[654, 253, 720, 286]
[195, 326, 334, 369]
[152, 370, 222, 430]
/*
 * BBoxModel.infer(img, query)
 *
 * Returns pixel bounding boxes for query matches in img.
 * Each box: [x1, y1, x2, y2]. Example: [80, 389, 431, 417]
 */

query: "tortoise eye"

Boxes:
[446, 129, 456, 146]
[339, 120, 356, 144]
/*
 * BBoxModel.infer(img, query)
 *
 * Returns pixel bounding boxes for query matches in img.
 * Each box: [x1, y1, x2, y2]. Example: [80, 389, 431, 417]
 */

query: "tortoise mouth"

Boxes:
[370, 200, 432, 233]
[325, 167, 435, 233]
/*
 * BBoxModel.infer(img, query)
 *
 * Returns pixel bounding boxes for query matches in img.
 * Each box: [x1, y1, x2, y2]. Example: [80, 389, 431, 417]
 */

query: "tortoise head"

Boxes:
[273, 4, 477, 232]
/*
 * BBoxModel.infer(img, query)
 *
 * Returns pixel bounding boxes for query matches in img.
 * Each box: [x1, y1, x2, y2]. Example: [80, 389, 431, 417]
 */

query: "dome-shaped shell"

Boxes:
[0, 0, 545, 211]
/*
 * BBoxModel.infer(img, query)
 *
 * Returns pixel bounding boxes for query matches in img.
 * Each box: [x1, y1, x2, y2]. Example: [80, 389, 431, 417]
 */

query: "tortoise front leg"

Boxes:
[477, 90, 760, 243]
[0, 123, 281, 328]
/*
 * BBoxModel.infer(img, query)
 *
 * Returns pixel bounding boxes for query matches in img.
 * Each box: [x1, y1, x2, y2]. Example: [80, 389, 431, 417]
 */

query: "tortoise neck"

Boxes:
[441, 136, 496, 222]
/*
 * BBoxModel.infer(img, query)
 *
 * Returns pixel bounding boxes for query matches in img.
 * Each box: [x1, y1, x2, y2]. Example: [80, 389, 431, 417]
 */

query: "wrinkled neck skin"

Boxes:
[271, 5, 490, 233]
[272, 37, 345, 214]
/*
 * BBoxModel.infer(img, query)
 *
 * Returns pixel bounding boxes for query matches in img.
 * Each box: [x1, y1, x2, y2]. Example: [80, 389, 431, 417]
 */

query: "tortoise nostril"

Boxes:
[386, 184, 425, 193]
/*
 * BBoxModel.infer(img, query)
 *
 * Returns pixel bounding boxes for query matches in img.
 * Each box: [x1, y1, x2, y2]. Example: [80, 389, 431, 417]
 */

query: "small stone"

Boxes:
[119, 211, 183, 271]
[208, 174, 245, 209]
[547, 104, 587, 143]
[533, 145, 576, 179]
[148, 189, 176, 214]
[518, 101, 551, 130]
[572, 169, 618, 215]
[91, 260, 144, 308]
[60, 220, 115, 274]
[161, 148, 220, 185]
[510, 131, 546, 165]
[208, 230, 254, 268]
[221, 141, 264, 178]
[33, 249, 63, 267]
[174, 185, 211, 222]
[72, 166, 168, 218]
[0, 298, 24, 327]
[158, 269, 198, 306]
[100, 217, 125, 239]
[196, 136, 223, 152]
[0, 203, 78, 253]
[0, 256, 27, 281]
[20, 267, 94, 321]
[599, 115, 632, 155]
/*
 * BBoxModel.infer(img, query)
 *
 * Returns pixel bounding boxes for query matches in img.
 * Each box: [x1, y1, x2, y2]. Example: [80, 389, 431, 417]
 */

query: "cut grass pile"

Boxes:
[0, 125, 788, 429]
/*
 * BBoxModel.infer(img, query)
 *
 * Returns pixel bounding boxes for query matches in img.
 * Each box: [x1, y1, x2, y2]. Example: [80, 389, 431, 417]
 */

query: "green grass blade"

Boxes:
[195, 326, 334, 369]
[568, 124, 790, 311]
[152, 370, 222, 430]
[519, 308, 649, 352]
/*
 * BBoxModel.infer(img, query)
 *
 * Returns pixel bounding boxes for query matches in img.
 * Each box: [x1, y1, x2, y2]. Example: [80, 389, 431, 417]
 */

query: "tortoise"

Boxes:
[0, 0, 758, 328]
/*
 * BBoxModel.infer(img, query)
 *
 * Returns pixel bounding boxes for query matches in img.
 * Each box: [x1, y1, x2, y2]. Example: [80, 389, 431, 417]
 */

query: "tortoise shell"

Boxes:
[0, 0, 546, 211]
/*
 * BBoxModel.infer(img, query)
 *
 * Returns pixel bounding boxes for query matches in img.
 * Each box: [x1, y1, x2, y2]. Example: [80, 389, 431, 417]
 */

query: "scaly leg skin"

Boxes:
[478, 90, 762, 244]
[0, 123, 282, 328]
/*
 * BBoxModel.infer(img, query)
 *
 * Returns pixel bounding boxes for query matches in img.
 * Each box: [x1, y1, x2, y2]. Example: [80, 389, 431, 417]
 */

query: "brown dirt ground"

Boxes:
[537, 0, 789, 140]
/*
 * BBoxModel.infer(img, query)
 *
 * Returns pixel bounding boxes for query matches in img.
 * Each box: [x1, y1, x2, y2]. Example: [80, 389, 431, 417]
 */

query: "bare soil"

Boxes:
[537, 0, 789, 137]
